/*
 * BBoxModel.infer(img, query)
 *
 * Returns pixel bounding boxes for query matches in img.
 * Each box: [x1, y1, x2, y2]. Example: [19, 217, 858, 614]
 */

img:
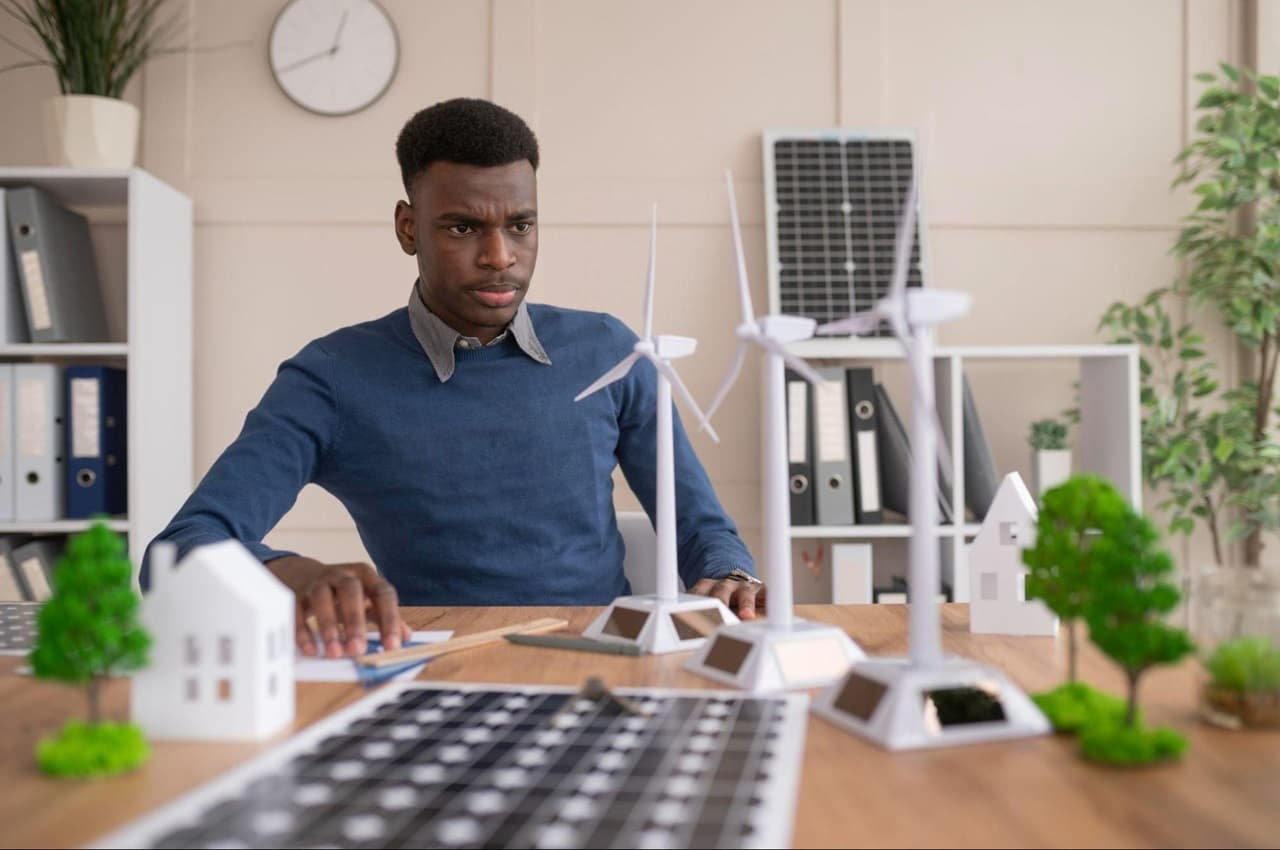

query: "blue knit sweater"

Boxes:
[145, 304, 754, 605]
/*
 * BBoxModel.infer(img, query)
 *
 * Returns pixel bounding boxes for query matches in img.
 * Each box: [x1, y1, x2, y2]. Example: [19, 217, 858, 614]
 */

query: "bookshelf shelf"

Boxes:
[0, 519, 129, 534]
[0, 167, 191, 571]
[0, 343, 128, 358]
[781, 342, 1141, 604]
[790, 524, 982, 539]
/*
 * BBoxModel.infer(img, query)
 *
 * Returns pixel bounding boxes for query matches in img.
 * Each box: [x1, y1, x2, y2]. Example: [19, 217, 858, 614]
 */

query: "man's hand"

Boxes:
[690, 572, 766, 621]
[266, 556, 411, 658]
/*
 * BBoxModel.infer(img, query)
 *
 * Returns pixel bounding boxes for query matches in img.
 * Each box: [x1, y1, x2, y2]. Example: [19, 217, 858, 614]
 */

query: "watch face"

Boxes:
[269, 0, 399, 116]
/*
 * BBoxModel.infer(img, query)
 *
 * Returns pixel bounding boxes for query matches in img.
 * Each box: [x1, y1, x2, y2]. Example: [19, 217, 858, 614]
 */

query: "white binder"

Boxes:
[0, 189, 32, 345]
[813, 366, 855, 526]
[14, 364, 64, 521]
[0, 364, 12, 521]
[11, 538, 59, 602]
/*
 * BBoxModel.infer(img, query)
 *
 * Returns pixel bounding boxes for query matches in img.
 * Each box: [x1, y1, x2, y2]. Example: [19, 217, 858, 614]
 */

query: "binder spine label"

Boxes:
[787, 381, 806, 462]
[857, 430, 881, 513]
[815, 380, 847, 462]
[71, 377, 101, 458]
[18, 377, 45, 457]
[18, 250, 52, 331]
[20, 557, 50, 601]
[0, 376, 8, 461]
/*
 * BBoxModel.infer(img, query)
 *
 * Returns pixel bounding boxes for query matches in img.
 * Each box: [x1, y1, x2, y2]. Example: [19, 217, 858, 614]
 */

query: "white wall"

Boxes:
[0, 0, 1265, 579]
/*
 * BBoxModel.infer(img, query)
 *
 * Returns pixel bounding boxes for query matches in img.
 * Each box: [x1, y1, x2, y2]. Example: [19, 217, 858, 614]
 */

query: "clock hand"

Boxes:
[330, 10, 349, 52]
[276, 44, 337, 75]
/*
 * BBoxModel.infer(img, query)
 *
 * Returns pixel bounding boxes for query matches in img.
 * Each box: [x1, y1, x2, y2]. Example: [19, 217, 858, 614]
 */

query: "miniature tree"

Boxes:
[30, 521, 151, 777]
[1080, 504, 1194, 764]
[1021, 475, 1130, 731]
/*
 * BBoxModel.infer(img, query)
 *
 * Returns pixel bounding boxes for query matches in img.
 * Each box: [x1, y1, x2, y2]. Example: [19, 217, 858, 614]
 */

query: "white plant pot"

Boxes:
[42, 94, 140, 168]
[1031, 449, 1071, 498]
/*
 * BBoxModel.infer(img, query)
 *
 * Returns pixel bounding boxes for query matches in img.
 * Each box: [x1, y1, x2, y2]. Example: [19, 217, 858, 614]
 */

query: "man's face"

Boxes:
[394, 160, 538, 343]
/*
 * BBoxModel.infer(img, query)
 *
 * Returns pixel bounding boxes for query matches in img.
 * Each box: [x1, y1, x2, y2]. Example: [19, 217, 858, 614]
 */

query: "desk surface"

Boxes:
[1, 604, 1277, 849]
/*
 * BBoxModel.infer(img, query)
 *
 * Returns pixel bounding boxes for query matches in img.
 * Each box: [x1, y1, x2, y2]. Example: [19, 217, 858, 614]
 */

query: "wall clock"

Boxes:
[269, 0, 399, 116]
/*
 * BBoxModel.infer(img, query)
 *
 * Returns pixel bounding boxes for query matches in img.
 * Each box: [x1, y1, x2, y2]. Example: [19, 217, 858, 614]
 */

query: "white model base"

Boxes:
[683, 618, 866, 692]
[812, 656, 1050, 750]
[582, 594, 739, 655]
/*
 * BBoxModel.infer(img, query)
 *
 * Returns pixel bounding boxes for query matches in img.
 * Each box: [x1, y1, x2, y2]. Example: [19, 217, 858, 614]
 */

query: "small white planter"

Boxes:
[42, 94, 140, 168]
[1031, 449, 1071, 498]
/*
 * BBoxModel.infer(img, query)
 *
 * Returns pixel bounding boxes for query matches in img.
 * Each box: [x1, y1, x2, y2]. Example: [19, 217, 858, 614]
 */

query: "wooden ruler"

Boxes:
[358, 617, 568, 668]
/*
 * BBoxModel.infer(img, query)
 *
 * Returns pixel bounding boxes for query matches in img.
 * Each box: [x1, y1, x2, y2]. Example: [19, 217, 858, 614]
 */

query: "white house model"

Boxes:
[132, 540, 295, 740]
[968, 472, 1058, 636]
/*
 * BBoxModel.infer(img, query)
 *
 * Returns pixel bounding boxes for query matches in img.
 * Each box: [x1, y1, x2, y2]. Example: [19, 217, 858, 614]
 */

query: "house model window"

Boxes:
[184, 635, 198, 665]
[980, 573, 999, 602]
[219, 636, 233, 665]
[999, 521, 1019, 545]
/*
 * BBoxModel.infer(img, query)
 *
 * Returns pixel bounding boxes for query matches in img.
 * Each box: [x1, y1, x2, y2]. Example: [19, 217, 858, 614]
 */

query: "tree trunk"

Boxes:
[87, 676, 102, 725]
[1245, 330, 1279, 568]
[1068, 619, 1078, 684]
[1126, 669, 1140, 728]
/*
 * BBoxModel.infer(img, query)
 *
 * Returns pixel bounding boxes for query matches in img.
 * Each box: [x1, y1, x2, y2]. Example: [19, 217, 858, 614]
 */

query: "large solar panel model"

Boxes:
[764, 130, 927, 344]
[95, 682, 808, 849]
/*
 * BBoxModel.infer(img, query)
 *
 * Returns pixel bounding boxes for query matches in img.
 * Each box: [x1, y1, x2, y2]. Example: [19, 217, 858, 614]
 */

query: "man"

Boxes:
[146, 98, 762, 658]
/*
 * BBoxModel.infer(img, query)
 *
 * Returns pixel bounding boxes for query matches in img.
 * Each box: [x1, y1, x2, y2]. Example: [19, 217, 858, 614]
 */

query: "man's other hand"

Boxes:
[266, 556, 412, 658]
[690, 572, 766, 621]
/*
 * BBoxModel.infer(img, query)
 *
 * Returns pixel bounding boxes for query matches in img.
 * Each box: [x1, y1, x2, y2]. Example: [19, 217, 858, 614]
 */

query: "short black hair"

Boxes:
[395, 98, 540, 193]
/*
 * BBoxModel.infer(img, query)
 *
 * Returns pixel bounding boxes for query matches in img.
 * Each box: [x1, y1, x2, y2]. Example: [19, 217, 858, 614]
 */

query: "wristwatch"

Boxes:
[723, 568, 764, 585]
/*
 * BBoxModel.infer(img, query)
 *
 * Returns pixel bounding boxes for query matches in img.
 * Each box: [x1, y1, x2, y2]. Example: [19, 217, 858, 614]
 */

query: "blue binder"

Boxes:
[65, 366, 127, 518]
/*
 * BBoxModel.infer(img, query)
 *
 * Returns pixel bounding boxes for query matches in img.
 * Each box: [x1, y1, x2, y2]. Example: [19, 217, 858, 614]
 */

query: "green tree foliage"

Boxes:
[1028, 418, 1068, 451]
[0, 0, 183, 98]
[31, 521, 150, 723]
[1083, 506, 1195, 727]
[1023, 475, 1130, 683]
[1099, 63, 1280, 566]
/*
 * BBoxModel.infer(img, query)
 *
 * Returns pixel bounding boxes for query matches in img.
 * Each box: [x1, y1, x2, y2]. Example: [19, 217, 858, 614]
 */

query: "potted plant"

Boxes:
[30, 521, 151, 777]
[1028, 417, 1071, 499]
[0, 0, 181, 167]
[1195, 570, 1280, 728]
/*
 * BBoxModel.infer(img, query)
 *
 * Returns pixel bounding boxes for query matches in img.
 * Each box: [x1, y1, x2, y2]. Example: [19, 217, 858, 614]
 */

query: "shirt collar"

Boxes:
[406, 281, 552, 382]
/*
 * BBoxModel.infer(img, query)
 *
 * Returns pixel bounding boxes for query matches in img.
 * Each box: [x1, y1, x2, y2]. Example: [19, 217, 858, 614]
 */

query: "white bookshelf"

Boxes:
[783, 341, 1141, 603]
[0, 167, 192, 570]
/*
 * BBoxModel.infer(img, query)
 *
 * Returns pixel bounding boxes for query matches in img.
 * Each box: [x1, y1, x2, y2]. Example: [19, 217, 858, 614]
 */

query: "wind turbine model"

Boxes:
[577, 205, 740, 654]
[810, 168, 1049, 749]
[683, 172, 865, 692]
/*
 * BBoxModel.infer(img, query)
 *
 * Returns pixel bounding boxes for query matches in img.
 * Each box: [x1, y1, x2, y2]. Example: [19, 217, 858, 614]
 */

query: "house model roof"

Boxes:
[973, 472, 1038, 544]
[152, 540, 293, 612]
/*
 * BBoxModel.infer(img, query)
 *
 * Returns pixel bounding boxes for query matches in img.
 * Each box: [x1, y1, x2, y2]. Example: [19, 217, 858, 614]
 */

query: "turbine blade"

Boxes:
[654, 358, 721, 444]
[725, 170, 755, 326]
[816, 311, 884, 337]
[888, 168, 919, 302]
[643, 203, 657, 340]
[704, 340, 749, 423]
[758, 335, 826, 386]
[574, 352, 641, 402]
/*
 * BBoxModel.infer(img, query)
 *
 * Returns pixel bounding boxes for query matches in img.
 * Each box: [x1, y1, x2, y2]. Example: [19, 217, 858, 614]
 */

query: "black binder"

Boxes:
[962, 375, 1000, 520]
[845, 368, 882, 524]
[785, 370, 815, 525]
[874, 383, 954, 523]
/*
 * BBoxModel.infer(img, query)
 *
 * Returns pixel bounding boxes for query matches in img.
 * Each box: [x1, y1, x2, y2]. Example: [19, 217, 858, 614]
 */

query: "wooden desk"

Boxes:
[1, 605, 1277, 848]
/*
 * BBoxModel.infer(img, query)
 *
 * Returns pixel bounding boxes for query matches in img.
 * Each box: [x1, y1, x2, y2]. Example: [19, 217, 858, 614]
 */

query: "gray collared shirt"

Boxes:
[406, 281, 552, 382]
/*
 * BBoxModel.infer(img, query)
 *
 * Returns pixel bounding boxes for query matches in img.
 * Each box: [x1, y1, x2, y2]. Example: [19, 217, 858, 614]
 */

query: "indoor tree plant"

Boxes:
[1099, 63, 1280, 568]
[0, 0, 182, 167]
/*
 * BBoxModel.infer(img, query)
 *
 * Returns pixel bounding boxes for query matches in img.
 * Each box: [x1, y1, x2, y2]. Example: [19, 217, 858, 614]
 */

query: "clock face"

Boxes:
[269, 0, 399, 116]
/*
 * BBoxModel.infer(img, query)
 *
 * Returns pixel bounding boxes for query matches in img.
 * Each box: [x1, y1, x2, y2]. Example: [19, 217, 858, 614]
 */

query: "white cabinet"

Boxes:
[0, 167, 192, 571]
[782, 340, 1140, 602]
